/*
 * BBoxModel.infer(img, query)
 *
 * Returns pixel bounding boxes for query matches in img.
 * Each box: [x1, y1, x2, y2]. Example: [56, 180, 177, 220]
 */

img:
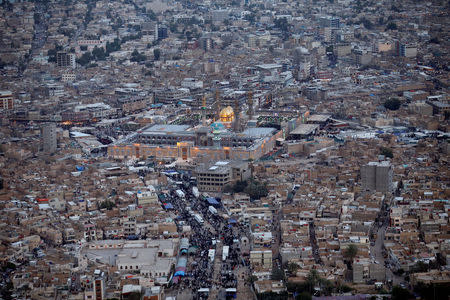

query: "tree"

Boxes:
[380, 147, 393, 159]
[92, 46, 106, 60]
[360, 17, 373, 30]
[386, 22, 398, 31]
[306, 270, 320, 292]
[233, 180, 248, 193]
[47, 44, 63, 63]
[414, 282, 450, 300]
[244, 13, 256, 24]
[271, 269, 285, 282]
[287, 262, 300, 275]
[429, 37, 440, 44]
[244, 179, 268, 200]
[247, 275, 258, 285]
[343, 244, 358, 263]
[296, 292, 312, 300]
[274, 17, 289, 32]
[271, 267, 285, 281]
[384, 98, 401, 110]
[76, 51, 93, 66]
[130, 49, 146, 62]
[223, 184, 234, 194]
[410, 261, 429, 273]
[106, 38, 121, 54]
[99, 200, 115, 210]
[391, 286, 412, 300]
[153, 48, 161, 61]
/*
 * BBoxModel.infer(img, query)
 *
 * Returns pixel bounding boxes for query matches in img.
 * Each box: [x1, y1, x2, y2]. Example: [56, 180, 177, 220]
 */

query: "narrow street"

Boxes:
[208, 243, 223, 300]
[309, 221, 323, 265]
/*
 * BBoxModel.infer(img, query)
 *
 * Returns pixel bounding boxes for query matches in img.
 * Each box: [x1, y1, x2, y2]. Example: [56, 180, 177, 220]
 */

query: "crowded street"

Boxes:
[162, 174, 252, 300]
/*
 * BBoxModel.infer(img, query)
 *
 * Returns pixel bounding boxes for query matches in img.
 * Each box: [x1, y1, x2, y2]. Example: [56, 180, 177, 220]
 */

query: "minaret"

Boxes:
[215, 90, 221, 121]
[233, 98, 240, 132]
[202, 95, 207, 126]
[247, 91, 254, 119]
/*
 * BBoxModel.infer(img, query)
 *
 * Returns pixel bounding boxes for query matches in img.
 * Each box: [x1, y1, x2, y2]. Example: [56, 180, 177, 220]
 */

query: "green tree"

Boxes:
[92, 46, 106, 60]
[429, 37, 440, 44]
[244, 13, 256, 24]
[287, 262, 299, 274]
[343, 244, 358, 263]
[305, 269, 320, 292]
[360, 17, 373, 30]
[386, 22, 398, 30]
[47, 44, 63, 63]
[233, 180, 248, 193]
[391, 285, 412, 300]
[296, 292, 312, 300]
[153, 48, 161, 61]
[99, 200, 115, 210]
[106, 38, 121, 54]
[76, 51, 93, 66]
[274, 17, 289, 32]
[244, 179, 268, 200]
[410, 261, 429, 273]
[384, 98, 401, 110]
[130, 49, 146, 62]
[247, 275, 258, 285]
[271, 267, 285, 281]
[380, 147, 393, 159]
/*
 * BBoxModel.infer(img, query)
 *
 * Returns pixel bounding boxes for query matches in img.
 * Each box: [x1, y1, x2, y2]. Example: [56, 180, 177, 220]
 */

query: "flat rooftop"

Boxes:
[241, 127, 277, 138]
[290, 124, 319, 135]
[256, 64, 283, 70]
[308, 114, 331, 122]
[143, 124, 191, 133]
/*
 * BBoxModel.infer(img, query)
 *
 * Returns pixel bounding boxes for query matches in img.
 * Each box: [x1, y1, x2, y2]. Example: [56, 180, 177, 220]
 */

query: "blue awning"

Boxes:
[228, 219, 237, 224]
[164, 203, 174, 209]
[207, 198, 219, 205]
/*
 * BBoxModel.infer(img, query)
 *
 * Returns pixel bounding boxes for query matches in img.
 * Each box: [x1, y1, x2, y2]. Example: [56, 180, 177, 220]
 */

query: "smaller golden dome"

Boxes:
[219, 106, 235, 123]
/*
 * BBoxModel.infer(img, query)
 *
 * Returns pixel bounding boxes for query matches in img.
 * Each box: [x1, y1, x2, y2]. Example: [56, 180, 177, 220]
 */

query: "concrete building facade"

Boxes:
[42, 123, 57, 153]
[361, 161, 393, 192]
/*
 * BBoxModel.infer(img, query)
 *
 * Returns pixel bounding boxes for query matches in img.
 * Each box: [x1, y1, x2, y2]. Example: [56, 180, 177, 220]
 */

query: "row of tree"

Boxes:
[223, 178, 269, 200]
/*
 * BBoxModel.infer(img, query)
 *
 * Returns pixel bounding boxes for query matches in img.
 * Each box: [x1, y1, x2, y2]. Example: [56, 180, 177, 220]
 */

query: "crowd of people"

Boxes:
[163, 175, 249, 299]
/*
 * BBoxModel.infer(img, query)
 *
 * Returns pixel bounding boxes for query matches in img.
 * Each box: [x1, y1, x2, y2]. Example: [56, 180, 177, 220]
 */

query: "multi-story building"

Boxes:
[108, 124, 282, 162]
[361, 161, 393, 192]
[42, 123, 57, 153]
[61, 72, 76, 82]
[400, 44, 417, 58]
[56, 51, 76, 68]
[94, 277, 105, 300]
[319, 16, 340, 28]
[0, 91, 14, 110]
[250, 249, 273, 269]
[154, 88, 189, 104]
[195, 160, 251, 192]
[118, 97, 148, 114]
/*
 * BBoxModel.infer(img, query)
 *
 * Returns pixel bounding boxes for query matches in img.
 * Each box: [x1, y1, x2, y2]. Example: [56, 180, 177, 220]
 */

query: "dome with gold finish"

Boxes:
[219, 106, 234, 123]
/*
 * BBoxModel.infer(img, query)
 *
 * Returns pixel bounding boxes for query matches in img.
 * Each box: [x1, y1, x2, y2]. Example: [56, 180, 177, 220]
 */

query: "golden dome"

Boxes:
[219, 106, 234, 123]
